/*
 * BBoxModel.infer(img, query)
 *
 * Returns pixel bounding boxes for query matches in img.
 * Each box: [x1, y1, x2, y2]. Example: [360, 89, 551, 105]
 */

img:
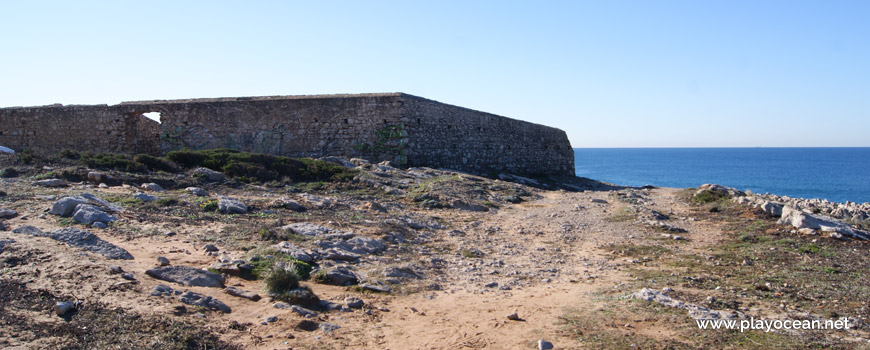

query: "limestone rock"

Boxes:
[186, 187, 209, 196]
[193, 167, 225, 182]
[0, 209, 17, 219]
[178, 290, 231, 313]
[345, 297, 364, 309]
[759, 201, 783, 217]
[145, 265, 226, 287]
[218, 197, 247, 214]
[141, 183, 165, 192]
[282, 223, 332, 237]
[32, 179, 66, 187]
[778, 206, 870, 240]
[225, 286, 261, 301]
[290, 305, 318, 318]
[274, 242, 314, 262]
[272, 197, 305, 211]
[49, 197, 89, 217]
[71, 204, 116, 226]
[157, 256, 170, 266]
[133, 192, 156, 202]
[320, 267, 358, 286]
[11, 225, 43, 235]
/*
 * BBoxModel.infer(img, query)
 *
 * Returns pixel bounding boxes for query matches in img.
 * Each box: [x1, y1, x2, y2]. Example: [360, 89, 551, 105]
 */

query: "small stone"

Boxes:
[121, 273, 135, 280]
[319, 322, 341, 333]
[54, 301, 76, 316]
[290, 305, 318, 318]
[345, 297, 364, 309]
[108, 265, 124, 274]
[0, 209, 18, 219]
[506, 312, 520, 321]
[92, 222, 107, 229]
[203, 244, 219, 252]
[538, 339, 554, 350]
[265, 316, 278, 323]
[484, 282, 498, 288]
[157, 256, 170, 266]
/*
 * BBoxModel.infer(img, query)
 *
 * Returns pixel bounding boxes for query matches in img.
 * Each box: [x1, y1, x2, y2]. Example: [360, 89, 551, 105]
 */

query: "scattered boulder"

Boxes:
[319, 322, 341, 333]
[25, 227, 134, 260]
[31, 179, 66, 187]
[274, 242, 314, 263]
[11, 225, 43, 235]
[0, 221, 5, 231]
[633, 288, 742, 320]
[133, 192, 156, 202]
[383, 265, 423, 279]
[157, 256, 170, 266]
[178, 290, 231, 313]
[290, 305, 319, 318]
[272, 198, 306, 211]
[358, 283, 391, 293]
[319, 267, 358, 286]
[318, 248, 361, 261]
[759, 201, 783, 217]
[345, 297, 364, 309]
[49, 194, 121, 217]
[193, 167, 225, 182]
[186, 187, 209, 196]
[141, 183, 165, 192]
[778, 206, 870, 240]
[49, 197, 89, 217]
[345, 236, 386, 255]
[202, 244, 219, 252]
[282, 223, 332, 238]
[225, 286, 261, 301]
[71, 204, 116, 226]
[0, 209, 17, 219]
[591, 198, 608, 204]
[0, 146, 14, 154]
[299, 193, 333, 209]
[145, 265, 226, 287]
[218, 197, 247, 214]
[506, 312, 520, 321]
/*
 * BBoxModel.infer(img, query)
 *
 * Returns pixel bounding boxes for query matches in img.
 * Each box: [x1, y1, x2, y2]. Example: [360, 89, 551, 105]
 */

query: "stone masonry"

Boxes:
[0, 93, 574, 176]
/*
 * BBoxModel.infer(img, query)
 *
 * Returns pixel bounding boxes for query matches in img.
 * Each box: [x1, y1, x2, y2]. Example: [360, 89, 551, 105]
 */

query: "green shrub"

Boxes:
[166, 148, 355, 183]
[276, 285, 319, 307]
[199, 199, 219, 212]
[263, 263, 301, 295]
[134, 154, 176, 172]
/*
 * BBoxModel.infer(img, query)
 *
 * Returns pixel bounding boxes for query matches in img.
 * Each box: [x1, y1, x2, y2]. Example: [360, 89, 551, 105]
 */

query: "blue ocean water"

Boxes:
[574, 148, 870, 204]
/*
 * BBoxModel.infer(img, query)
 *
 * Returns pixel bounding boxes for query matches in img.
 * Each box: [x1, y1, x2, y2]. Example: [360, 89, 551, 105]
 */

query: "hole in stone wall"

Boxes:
[447, 125, 453, 129]
[142, 112, 162, 124]
[344, 119, 349, 124]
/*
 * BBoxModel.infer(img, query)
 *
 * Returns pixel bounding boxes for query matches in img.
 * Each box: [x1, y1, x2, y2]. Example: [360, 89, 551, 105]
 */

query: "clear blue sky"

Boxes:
[2, 1, 868, 147]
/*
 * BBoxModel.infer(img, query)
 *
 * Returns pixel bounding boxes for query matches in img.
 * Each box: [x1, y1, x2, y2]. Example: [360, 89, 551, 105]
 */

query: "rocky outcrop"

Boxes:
[777, 206, 870, 240]
[13, 227, 133, 260]
[145, 266, 226, 287]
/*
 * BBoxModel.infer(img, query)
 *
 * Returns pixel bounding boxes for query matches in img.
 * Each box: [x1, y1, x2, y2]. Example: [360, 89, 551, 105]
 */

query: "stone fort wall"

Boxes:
[0, 93, 574, 176]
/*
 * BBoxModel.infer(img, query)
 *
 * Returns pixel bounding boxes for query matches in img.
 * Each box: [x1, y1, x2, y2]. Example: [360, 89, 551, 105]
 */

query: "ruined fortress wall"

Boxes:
[123, 94, 406, 160]
[399, 96, 574, 176]
[0, 93, 574, 176]
[0, 104, 159, 155]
